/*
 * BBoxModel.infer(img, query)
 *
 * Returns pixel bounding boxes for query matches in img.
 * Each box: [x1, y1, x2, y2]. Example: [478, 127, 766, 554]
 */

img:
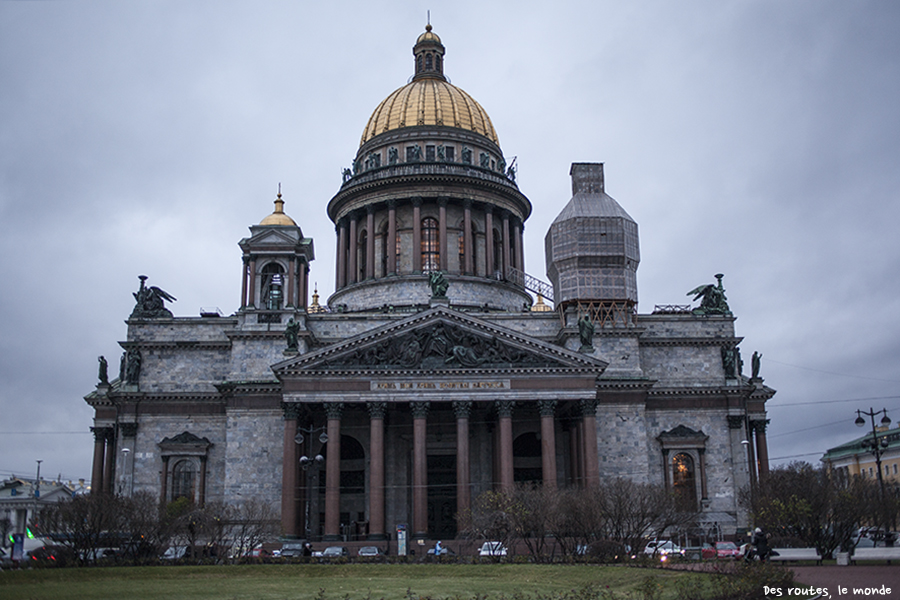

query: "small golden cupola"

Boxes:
[259, 187, 297, 226]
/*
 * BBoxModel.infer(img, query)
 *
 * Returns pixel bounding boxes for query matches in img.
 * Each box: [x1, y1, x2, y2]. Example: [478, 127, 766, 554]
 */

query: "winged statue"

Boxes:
[130, 275, 177, 319]
[687, 273, 731, 315]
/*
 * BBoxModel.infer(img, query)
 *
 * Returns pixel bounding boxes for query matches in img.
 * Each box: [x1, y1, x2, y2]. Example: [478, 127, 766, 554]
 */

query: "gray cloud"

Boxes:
[2, 1, 899, 482]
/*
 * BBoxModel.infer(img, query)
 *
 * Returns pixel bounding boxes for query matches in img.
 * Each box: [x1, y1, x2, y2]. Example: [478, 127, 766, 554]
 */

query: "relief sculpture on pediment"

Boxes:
[321, 322, 550, 370]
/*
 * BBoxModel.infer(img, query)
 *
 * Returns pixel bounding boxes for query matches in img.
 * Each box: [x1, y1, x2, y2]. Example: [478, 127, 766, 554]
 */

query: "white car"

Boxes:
[478, 541, 508, 556]
[643, 540, 683, 556]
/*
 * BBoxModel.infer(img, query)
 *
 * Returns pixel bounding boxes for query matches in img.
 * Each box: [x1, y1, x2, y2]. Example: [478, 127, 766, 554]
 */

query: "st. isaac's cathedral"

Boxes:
[85, 25, 774, 543]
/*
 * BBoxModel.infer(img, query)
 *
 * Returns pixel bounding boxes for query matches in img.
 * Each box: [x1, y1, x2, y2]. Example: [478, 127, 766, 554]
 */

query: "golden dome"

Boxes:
[360, 25, 498, 146]
[260, 190, 297, 226]
[360, 78, 498, 146]
[416, 23, 441, 45]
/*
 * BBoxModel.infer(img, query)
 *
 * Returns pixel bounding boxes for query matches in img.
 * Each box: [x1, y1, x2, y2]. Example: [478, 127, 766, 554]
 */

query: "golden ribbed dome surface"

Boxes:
[360, 78, 499, 146]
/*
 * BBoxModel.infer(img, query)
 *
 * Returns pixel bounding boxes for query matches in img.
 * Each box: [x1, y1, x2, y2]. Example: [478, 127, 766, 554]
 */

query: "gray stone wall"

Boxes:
[596, 403, 651, 484]
[139, 346, 230, 392]
[639, 345, 724, 386]
[223, 409, 283, 507]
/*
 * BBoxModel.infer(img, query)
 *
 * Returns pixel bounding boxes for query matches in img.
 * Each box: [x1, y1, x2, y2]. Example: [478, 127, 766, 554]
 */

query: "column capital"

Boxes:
[437, 197, 449, 207]
[90, 426, 111, 442]
[579, 398, 598, 417]
[538, 400, 557, 417]
[727, 415, 745, 429]
[367, 204, 375, 215]
[387, 198, 397, 209]
[368, 401, 387, 420]
[412, 197, 423, 207]
[324, 402, 344, 420]
[282, 402, 302, 420]
[410, 401, 430, 419]
[453, 400, 473, 419]
[463, 199, 474, 209]
[751, 419, 770, 433]
[495, 400, 515, 418]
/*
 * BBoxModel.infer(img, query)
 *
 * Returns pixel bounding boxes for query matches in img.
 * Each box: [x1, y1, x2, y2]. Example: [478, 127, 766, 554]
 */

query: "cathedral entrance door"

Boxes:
[427, 454, 457, 539]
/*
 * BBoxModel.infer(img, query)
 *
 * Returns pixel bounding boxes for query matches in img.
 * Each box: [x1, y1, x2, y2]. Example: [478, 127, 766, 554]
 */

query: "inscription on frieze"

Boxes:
[370, 380, 509, 391]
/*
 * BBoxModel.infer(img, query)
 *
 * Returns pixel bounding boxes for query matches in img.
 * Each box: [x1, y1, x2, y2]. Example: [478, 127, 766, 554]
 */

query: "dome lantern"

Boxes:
[413, 24, 445, 81]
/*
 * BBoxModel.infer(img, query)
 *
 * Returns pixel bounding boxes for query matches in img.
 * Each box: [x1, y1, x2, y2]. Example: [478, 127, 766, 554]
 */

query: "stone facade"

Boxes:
[84, 25, 773, 543]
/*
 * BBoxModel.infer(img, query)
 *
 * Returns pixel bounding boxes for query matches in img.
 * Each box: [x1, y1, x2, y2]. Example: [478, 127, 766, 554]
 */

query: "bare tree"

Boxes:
[229, 498, 278, 562]
[742, 462, 880, 558]
[507, 484, 558, 561]
[461, 490, 519, 553]
[32, 493, 123, 564]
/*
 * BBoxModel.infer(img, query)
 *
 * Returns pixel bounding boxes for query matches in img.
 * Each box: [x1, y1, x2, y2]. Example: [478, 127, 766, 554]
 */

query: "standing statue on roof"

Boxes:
[429, 271, 449, 299]
[751, 351, 762, 379]
[687, 273, 731, 316]
[578, 315, 595, 351]
[285, 317, 300, 351]
[98, 356, 108, 385]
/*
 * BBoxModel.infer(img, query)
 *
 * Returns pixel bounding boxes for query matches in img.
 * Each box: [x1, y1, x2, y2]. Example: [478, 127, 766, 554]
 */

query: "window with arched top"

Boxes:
[172, 459, 196, 502]
[260, 262, 285, 310]
[421, 218, 440, 272]
[672, 452, 697, 511]
[425, 53, 433, 70]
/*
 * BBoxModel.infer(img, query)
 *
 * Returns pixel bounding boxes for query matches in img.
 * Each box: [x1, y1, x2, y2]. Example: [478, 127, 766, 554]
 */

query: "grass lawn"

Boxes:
[0, 563, 733, 600]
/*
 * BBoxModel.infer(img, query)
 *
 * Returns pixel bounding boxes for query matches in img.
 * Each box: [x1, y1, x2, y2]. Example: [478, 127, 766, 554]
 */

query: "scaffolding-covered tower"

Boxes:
[544, 163, 640, 326]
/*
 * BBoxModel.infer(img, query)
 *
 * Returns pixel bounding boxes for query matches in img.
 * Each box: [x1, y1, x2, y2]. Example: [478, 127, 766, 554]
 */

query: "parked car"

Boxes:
[160, 545, 188, 561]
[478, 541, 507, 556]
[358, 546, 385, 557]
[684, 543, 716, 560]
[320, 546, 348, 558]
[280, 542, 309, 558]
[715, 541, 741, 559]
[643, 540, 683, 557]
[27, 545, 74, 566]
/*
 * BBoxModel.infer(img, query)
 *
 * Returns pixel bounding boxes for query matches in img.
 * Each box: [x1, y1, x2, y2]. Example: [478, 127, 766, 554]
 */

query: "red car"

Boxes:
[715, 541, 741, 559]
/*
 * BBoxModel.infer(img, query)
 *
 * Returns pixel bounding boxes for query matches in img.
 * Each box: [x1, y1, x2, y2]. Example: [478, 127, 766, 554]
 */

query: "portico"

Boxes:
[274, 306, 607, 540]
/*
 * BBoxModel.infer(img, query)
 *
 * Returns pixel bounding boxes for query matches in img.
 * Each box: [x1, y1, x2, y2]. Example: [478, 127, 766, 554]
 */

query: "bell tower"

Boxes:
[238, 188, 315, 321]
[545, 163, 640, 326]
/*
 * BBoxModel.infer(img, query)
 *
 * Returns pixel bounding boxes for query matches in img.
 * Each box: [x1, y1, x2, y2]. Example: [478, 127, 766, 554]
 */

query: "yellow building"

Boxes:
[822, 426, 900, 483]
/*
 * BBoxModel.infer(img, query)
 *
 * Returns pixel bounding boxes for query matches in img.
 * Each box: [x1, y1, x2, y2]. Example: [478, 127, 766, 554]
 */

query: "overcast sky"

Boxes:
[2, 1, 899, 486]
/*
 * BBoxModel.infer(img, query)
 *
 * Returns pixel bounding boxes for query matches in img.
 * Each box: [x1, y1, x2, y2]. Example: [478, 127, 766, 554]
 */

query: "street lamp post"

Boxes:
[294, 426, 328, 541]
[855, 407, 893, 546]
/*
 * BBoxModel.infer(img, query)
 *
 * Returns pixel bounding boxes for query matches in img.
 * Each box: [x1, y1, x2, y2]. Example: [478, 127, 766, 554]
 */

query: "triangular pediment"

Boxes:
[274, 306, 607, 377]
[244, 228, 299, 247]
